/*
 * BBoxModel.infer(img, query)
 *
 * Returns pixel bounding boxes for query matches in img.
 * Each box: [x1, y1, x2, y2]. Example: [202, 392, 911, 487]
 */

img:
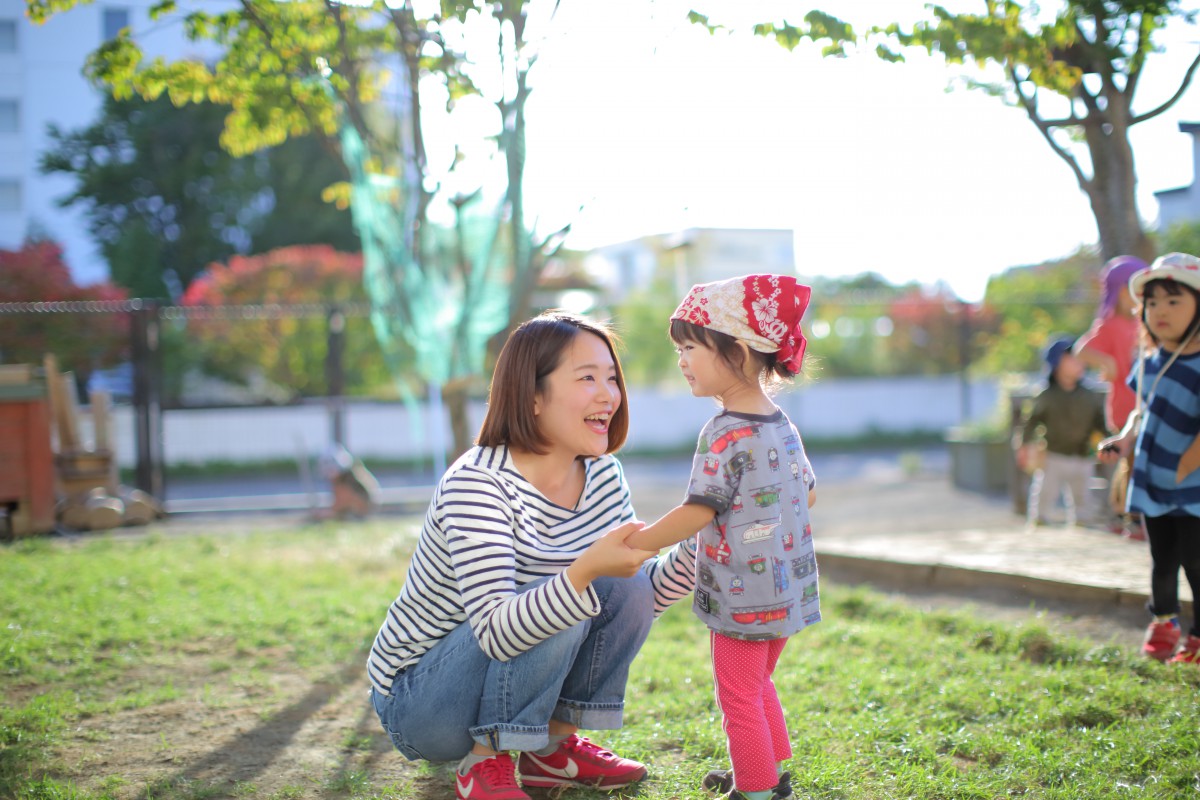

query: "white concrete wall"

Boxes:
[80, 375, 1002, 467]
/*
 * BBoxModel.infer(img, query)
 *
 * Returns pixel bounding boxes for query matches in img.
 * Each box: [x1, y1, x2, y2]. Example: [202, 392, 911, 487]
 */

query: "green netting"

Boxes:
[339, 120, 509, 394]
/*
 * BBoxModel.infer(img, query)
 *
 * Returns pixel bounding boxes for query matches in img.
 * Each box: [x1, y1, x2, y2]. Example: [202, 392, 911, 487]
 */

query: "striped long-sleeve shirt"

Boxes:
[367, 445, 697, 695]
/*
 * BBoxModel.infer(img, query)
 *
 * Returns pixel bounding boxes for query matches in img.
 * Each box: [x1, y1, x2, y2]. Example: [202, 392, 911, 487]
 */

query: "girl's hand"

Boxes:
[565, 522, 655, 593]
[1097, 434, 1131, 464]
[1177, 435, 1200, 484]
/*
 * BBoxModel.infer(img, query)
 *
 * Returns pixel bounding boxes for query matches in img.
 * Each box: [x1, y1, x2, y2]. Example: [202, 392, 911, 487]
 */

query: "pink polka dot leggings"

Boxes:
[711, 632, 793, 793]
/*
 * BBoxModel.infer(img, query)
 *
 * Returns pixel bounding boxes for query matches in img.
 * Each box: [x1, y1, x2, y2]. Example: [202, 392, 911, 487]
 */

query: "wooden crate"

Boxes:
[55, 449, 118, 499]
[0, 376, 56, 538]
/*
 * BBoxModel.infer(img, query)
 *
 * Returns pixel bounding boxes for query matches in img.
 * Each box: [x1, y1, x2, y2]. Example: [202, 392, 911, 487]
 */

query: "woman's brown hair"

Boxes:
[477, 311, 630, 454]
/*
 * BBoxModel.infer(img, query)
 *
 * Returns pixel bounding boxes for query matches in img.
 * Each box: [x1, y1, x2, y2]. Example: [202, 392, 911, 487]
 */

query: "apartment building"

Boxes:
[582, 227, 797, 305]
[1154, 121, 1200, 232]
[0, 0, 220, 285]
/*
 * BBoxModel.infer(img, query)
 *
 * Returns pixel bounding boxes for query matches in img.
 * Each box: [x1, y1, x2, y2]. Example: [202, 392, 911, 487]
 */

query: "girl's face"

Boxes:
[533, 331, 621, 459]
[675, 338, 743, 399]
[1143, 284, 1199, 347]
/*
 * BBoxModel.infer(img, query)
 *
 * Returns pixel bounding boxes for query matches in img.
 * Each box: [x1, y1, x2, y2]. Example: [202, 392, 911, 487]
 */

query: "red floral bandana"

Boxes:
[671, 274, 812, 374]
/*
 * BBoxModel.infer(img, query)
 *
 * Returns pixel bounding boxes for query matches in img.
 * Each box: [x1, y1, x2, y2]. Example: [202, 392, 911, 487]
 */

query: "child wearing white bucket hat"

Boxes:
[1100, 252, 1200, 664]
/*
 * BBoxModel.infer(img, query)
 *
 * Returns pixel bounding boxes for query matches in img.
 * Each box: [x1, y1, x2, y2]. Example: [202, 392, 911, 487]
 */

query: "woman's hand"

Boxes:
[564, 522, 655, 593]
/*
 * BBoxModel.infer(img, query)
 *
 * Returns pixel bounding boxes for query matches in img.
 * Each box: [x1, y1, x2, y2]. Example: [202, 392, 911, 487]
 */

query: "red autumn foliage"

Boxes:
[181, 245, 365, 306]
[0, 241, 130, 386]
[179, 246, 386, 397]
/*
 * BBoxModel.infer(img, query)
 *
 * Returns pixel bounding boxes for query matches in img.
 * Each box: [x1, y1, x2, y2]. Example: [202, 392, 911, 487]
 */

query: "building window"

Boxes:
[0, 180, 20, 212]
[0, 100, 17, 133]
[103, 8, 129, 40]
[0, 20, 17, 53]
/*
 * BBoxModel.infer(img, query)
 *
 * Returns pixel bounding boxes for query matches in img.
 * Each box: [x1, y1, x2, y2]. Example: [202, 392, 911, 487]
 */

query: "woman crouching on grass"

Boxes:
[366, 311, 698, 800]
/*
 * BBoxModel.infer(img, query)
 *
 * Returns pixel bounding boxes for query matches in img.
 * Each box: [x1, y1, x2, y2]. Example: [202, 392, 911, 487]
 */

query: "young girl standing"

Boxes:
[1075, 255, 1147, 433]
[623, 274, 819, 800]
[1100, 253, 1200, 663]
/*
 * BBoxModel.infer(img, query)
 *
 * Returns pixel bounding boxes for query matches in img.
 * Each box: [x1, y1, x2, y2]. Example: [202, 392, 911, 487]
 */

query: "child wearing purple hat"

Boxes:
[1076, 256, 1148, 533]
[1075, 255, 1147, 433]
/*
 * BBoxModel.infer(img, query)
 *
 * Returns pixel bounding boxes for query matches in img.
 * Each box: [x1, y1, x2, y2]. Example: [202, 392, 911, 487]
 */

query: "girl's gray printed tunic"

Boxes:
[685, 408, 820, 640]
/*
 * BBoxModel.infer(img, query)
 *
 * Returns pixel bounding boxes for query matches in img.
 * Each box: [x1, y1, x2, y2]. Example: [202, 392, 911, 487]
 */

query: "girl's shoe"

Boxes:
[702, 769, 792, 799]
[1142, 617, 1181, 662]
[1169, 634, 1200, 664]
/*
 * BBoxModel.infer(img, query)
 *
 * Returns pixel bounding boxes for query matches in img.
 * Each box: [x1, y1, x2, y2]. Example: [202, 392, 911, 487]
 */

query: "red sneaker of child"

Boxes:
[1142, 618, 1181, 662]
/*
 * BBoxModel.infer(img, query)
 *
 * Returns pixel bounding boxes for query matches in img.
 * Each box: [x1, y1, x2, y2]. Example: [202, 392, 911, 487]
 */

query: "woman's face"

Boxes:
[533, 331, 622, 459]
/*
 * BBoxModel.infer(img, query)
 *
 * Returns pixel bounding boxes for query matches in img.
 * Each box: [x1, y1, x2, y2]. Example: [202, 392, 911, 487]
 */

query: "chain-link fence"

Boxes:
[0, 300, 446, 506]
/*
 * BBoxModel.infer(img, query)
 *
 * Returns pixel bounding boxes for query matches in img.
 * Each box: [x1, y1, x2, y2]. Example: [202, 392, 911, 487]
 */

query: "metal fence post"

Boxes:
[326, 304, 346, 448]
[130, 300, 164, 499]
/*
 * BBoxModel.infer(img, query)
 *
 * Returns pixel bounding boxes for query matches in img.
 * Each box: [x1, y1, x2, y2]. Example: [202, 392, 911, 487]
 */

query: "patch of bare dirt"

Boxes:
[47, 652, 427, 799]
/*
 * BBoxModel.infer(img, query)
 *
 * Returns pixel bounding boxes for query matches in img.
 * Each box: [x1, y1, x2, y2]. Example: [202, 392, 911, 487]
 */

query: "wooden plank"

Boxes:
[0, 364, 35, 385]
[91, 389, 112, 451]
[56, 371, 81, 451]
[42, 354, 65, 452]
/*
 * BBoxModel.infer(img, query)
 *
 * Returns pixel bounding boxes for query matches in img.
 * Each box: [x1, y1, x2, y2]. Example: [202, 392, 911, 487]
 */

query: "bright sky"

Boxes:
[491, 0, 1200, 301]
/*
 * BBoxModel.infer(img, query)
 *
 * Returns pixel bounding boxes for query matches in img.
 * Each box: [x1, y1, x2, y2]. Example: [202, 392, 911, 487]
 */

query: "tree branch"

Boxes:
[1008, 64, 1089, 190]
[1133, 48, 1200, 125]
[321, 0, 383, 165]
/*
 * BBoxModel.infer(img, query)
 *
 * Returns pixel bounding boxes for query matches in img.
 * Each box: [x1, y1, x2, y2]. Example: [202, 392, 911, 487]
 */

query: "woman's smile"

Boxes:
[585, 412, 610, 434]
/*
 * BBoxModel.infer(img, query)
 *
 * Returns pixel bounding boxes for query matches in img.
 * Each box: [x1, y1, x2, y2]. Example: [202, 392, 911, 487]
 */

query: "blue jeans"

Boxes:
[370, 573, 654, 762]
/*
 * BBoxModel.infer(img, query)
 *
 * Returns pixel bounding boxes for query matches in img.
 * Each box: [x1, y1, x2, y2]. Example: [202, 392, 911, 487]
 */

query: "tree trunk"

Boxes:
[442, 377, 474, 461]
[1079, 92, 1155, 264]
[1083, 156, 1154, 263]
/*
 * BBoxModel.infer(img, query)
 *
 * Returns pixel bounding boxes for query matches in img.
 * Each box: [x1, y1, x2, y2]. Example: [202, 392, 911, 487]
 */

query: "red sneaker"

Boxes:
[1142, 618, 1181, 662]
[1169, 634, 1200, 665]
[518, 734, 647, 789]
[456, 754, 530, 800]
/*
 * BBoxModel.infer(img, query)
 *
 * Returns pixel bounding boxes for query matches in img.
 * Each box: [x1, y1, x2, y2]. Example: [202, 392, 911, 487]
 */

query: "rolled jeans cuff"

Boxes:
[470, 723, 552, 754]
[553, 699, 624, 730]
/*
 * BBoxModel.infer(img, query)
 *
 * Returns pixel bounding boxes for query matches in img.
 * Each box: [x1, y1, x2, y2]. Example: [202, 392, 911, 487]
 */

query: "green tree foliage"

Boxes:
[975, 247, 1102, 373]
[800, 273, 998, 378]
[40, 94, 357, 299]
[1159, 219, 1200, 255]
[0, 240, 129, 387]
[611, 285, 684, 387]
[179, 246, 393, 399]
[24, 0, 565, 456]
[697, 1, 1200, 264]
[613, 271, 1007, 382]
[884, 285, 1000, 376]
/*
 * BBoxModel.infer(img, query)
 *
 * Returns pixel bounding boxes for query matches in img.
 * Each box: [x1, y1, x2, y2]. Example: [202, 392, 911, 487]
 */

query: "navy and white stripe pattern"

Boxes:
[367, 445, 697, 695]
[1129, 350, 1200, 517]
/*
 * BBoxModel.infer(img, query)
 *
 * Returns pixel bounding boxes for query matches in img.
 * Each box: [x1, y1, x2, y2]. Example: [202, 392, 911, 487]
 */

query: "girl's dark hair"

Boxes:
[1140, 279, 1200, 347]
[668, 318, 797, 389]
[477, 311, 629, 454]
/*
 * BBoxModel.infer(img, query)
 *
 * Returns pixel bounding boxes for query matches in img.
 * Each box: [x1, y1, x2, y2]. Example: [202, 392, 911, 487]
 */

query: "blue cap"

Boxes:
[1043, 337, 1074, 373]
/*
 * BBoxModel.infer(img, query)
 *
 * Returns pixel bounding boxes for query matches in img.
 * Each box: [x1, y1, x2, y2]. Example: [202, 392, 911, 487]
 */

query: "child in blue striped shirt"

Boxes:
[1100, 253, 1200, 664]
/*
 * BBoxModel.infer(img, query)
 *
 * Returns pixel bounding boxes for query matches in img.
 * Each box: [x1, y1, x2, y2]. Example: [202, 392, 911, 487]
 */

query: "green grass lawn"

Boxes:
[2, 520, 1198, 800]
